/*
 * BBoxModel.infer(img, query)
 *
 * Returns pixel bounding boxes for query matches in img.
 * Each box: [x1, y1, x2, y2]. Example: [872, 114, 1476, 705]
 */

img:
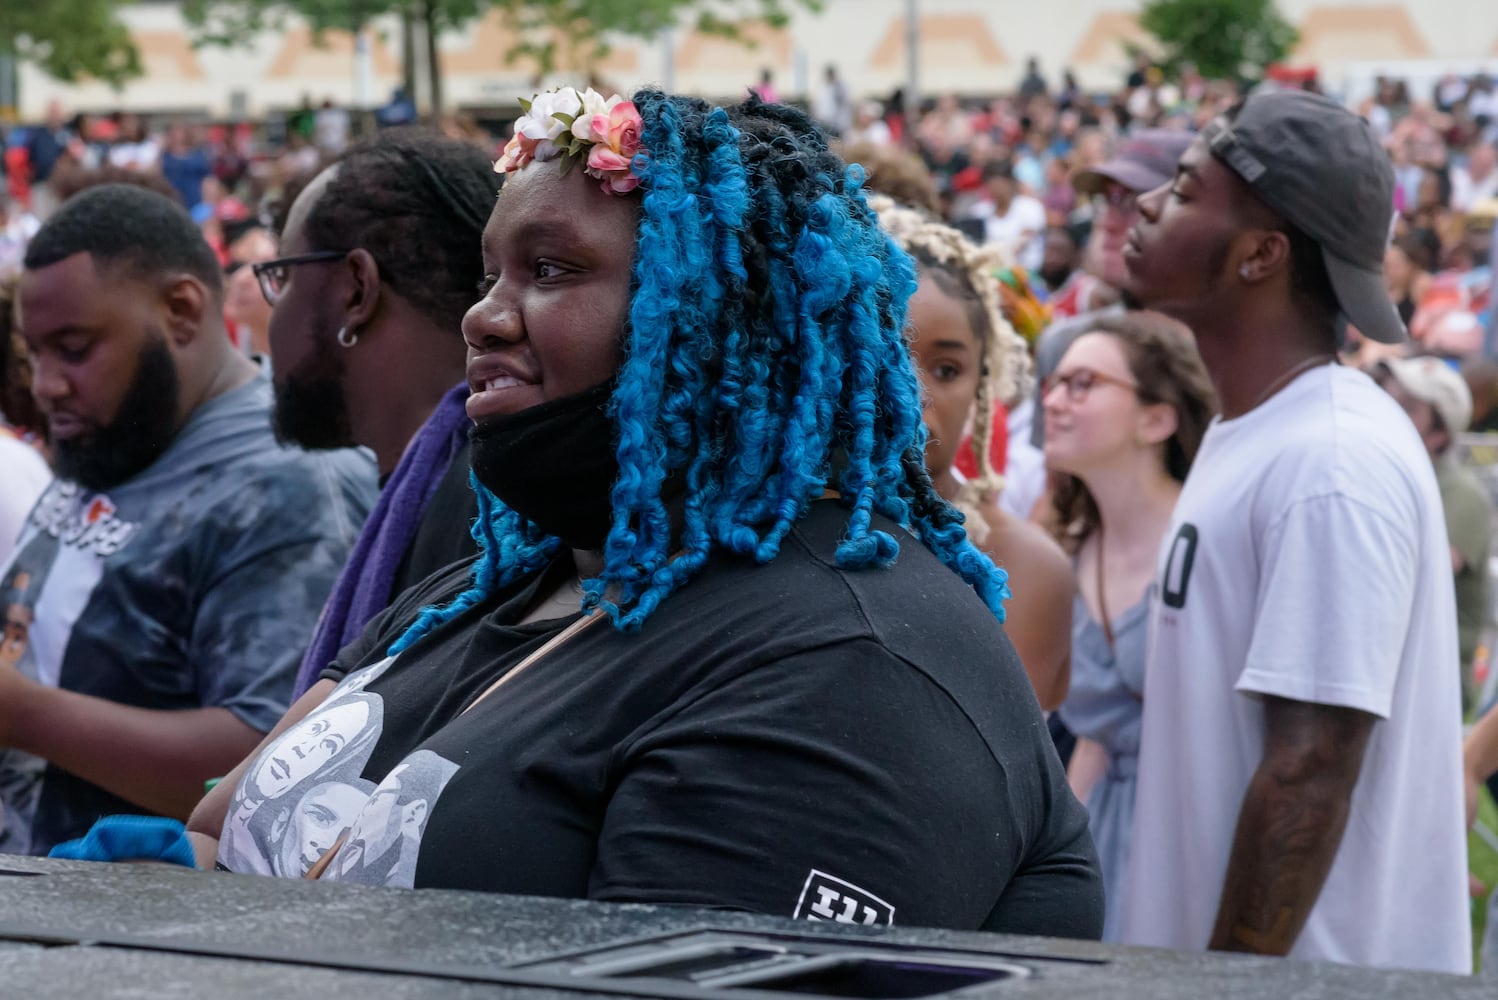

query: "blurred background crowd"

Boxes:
[2, 53, 1493, 365]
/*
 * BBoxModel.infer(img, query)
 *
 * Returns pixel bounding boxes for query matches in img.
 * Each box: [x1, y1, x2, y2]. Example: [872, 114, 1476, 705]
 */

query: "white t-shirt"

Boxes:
[1000, 398, 1045, 521]
[845, 119, 892, 147]
[1452, 166, 1498, 213]
[0, 434, 50, 567]
[107, 139, 160, 171]
[1469, 88, 1498, 121]
[315, 107, 351, 155]
[981, 196, 1047, 273]
[1120, 364, 1470, 974]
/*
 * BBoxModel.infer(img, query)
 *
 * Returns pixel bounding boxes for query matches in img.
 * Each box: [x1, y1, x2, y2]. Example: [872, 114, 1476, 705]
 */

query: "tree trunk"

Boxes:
[423, 0, 442, 119]
[401, 4, 417, 102]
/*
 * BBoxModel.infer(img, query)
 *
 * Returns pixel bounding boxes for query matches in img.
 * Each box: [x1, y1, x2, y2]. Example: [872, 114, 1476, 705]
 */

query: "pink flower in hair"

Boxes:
[584, 101, 643, 193]
[494, 133, 537, 174]
[494, 87, 644, 195]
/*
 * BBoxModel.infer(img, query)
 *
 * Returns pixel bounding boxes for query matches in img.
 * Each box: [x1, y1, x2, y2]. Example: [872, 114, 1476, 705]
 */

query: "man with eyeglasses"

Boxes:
[0, 183, 376, 855]
[256, 130, 492, 698]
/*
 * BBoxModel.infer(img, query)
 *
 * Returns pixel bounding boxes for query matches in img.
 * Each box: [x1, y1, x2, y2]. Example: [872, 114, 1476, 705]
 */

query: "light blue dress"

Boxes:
[1056, 591, 1149, 941]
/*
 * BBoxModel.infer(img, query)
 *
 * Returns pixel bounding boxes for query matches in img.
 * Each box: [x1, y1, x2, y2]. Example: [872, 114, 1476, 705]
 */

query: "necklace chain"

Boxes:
[1248, 355, 1337, 413]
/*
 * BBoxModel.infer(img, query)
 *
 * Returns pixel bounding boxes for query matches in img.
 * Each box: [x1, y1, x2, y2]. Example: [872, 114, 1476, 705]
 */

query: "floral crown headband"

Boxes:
[495, 86, 644, 195]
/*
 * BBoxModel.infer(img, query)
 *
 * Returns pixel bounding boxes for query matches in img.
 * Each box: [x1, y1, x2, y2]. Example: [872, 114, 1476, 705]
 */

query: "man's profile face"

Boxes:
[18, 252, 183, 491]
[266, 169, 357, 452]
[1094, 180, 1141, 288]
[1120, 134, 1241, 321]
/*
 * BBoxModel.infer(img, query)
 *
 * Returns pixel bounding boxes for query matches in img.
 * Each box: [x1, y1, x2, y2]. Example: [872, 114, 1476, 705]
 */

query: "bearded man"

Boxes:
[0, 184, 374, 854]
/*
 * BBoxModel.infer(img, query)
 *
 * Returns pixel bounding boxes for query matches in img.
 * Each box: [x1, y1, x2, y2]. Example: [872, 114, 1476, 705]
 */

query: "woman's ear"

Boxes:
[343, 248, 382, 331]
[1136, 400, 1179, 449]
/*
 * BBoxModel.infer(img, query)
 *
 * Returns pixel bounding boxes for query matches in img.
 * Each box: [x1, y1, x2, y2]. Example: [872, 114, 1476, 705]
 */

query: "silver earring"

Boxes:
[1239, 264, 1251, 279]
[337, 326, 358, 349]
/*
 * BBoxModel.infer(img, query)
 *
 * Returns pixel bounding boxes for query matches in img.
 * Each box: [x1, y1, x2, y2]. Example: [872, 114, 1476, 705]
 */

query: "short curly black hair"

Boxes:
[24, 183, 222, 296]
[299, 128, 497, 336]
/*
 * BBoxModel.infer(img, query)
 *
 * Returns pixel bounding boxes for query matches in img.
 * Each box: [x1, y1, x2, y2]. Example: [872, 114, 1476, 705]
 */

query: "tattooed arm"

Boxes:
[1207, 695, 1375, 955]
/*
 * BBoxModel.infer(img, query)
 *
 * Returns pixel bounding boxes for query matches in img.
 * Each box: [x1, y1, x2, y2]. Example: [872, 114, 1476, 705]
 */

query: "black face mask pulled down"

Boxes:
[468, 382, 618, 551]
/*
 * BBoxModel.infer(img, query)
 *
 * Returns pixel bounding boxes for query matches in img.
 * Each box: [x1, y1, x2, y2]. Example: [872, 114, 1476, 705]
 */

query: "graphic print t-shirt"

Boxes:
[218, 502, 1103, 938]
[0, 375, 376, 855]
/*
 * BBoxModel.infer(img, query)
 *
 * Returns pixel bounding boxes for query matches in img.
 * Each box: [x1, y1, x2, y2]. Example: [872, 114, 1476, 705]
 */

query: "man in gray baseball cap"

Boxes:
[1116, 88, 1470, 973]
[1197, 92, 1406, 344]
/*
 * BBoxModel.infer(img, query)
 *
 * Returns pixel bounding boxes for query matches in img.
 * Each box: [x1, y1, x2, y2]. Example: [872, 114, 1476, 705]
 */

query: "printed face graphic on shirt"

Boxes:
[0, 518, 93, 693]
[217, 658, 395, 878]
[337, 766, 414, 869]
[1, 602, 32, 669]
[274, 780, 369, 877]
[327, 749, 458, 888]
[251, 699, 370, 800]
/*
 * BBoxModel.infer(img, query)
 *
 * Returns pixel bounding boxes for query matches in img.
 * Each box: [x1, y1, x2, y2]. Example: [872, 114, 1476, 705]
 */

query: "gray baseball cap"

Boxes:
[1202, 88, 1407, 344]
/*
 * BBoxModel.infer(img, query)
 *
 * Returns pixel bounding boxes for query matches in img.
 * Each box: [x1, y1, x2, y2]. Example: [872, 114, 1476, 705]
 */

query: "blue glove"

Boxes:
[48, 815, 196, 868]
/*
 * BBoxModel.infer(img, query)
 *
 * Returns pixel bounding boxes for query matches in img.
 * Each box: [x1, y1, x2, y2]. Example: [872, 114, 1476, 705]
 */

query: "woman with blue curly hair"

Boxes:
[177, 87, 1101, 934]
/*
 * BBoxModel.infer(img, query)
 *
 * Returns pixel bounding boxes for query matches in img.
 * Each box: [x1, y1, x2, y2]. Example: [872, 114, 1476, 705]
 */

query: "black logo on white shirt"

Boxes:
[1161, 523, 1199, 610]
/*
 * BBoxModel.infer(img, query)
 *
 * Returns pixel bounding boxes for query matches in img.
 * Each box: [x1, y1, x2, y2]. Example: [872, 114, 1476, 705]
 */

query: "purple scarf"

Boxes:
[292, 384, 471, 696]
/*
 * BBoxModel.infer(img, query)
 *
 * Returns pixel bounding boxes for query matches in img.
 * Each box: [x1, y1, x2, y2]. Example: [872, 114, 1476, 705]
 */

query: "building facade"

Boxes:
[13, 0, 1498, 120]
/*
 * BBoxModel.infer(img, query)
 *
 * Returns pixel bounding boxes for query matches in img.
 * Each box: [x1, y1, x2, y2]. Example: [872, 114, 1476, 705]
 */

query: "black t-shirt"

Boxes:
[216, 501, 1101, 938]
[389, 439, 477, 599]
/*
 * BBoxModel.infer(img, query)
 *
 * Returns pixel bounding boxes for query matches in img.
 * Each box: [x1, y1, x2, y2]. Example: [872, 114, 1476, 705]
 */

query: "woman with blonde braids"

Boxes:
[876, 199, 1074, 710]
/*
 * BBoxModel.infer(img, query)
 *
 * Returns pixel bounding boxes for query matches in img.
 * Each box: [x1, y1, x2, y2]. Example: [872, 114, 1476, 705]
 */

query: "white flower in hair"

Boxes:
[571, 88, 623, 143]
[496, 84, 644, 195]
[518, 87, 579, 145]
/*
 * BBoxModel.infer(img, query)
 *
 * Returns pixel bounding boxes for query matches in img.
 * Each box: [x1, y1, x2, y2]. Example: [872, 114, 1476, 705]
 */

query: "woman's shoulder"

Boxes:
[978, 505, 1073, 591]
[661, 502, 1016, 660]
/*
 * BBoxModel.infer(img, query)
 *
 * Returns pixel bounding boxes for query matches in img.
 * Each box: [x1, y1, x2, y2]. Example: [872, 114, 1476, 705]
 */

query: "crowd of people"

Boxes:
[0, 54, 1496, 979]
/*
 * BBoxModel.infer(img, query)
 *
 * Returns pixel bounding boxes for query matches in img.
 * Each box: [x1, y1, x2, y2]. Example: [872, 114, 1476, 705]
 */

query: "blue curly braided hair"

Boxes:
[389, 90, 1010, 654]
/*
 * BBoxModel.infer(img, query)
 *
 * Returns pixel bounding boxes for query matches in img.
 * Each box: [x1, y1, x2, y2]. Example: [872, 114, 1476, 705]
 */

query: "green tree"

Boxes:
[490, 0, 813, 74]
[0, 0, 141, 88]
[183, 0, 818, 115]
[1139, 0, 1298, 82]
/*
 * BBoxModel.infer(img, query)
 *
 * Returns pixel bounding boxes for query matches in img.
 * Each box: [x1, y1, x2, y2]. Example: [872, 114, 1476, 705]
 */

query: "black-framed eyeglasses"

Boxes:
[252, 251, 348, 305]
[1043, 366, 1139, 403]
